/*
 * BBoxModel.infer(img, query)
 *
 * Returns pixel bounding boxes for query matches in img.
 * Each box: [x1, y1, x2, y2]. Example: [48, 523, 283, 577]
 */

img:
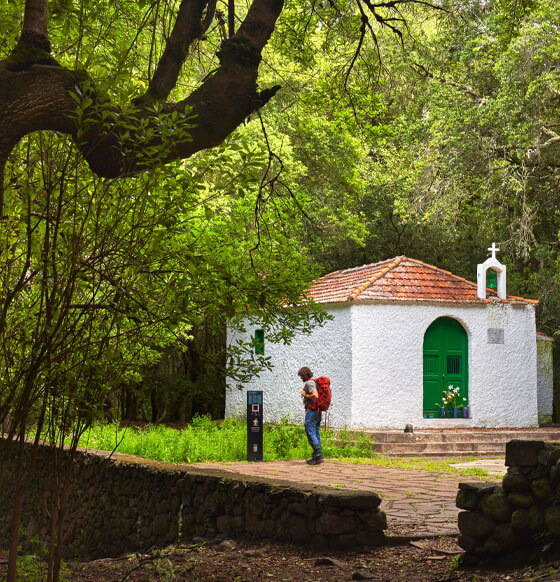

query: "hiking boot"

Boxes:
[307, 455, 324, 465]
[305, 457, 315, 465]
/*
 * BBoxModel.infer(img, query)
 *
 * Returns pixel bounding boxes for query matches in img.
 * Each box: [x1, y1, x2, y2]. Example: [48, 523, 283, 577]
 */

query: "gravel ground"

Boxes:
[5, 536, 560, 581]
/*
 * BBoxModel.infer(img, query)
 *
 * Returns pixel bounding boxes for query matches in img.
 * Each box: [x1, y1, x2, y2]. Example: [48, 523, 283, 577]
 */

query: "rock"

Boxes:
[152, 514, 170, 537]
[506, 440, 545, 467]
[545, 506, 560, 535]
[538, 449, 551, 468]
[404, 424, 413, 433]
[362, 509, 387, 531]
[476, 537, 503, 555]
[532, 478, 555, 501]
[289, 515, 309, 541]
[323, 491, 382, 510]
[502, 471, 531, 492]
[216, 515, 232, 534]
[255, 519, 276, 538]
[458, 511, 495, 537]
[480, 492, 512, 522]
[243, 550, 262, 558]
[507, 492, 535, 508]
[316, 512, 356, 535]
[457, 535, 482, 552]
[352, 568, 377, 580]
[549, 447, 560, 466]
[314, 557, 345, 567]
[528, 467, 549, 480]
[458, 482, 498, 495]
[510, 508, 530, 530]
[215, 539, 237, 551]
[456, 488, 479, 510]
[493, 524, 517, 549]
[529, 505, 545, 530]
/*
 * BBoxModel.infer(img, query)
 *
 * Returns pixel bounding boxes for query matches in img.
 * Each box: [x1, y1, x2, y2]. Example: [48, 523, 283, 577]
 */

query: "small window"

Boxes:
[447, 355, 461, 375]
[254, 329, 265, 355]
[487, 269, 498, 290]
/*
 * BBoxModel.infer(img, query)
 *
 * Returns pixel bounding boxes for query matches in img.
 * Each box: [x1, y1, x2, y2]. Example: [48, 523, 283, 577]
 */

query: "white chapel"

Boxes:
[226, 247, 553, 428]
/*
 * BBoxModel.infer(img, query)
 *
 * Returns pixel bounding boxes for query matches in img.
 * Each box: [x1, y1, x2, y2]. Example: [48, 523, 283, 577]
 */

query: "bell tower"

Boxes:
[477, 243, 506, 300]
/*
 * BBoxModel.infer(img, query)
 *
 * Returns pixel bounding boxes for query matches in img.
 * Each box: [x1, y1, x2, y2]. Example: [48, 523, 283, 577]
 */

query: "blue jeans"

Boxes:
[304, 408, 322, 458]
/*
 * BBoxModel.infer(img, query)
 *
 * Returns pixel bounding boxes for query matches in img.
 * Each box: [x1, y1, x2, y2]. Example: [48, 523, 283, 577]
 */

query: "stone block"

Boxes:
[545, 506, 560, 535]
[505, 440, 545, 467]
[457, 535, 482, 552]
[493, 524, 518, 549]
[549, 447, 560, 466]
[255, 519, 275, 538]
[456, 488, 479, 510]
[510, 508, 529, 530]
[289, 515, 308, 542]
[480, 492, 512, 522]
[475, 537, 502, 555]
[538, 449, 551, 468]
[322, 491, 381, 510]
[532, 478, 555, 501]
[458, 511, 495, 537]
[459, 482, 498, 495]
[507, 492, 535, 508]
[152, 514, 170, 537]
[502, 470, 531, 492]
[529, 505, 545, 530]
[216, 515, 232, 534]
[362, 509, 387, 531]
[316, 512, 356, 535]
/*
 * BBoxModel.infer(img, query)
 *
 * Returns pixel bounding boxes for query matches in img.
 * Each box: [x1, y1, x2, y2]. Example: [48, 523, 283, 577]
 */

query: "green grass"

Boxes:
[75, 415, 495, 479]
[335, 455, 495, 479]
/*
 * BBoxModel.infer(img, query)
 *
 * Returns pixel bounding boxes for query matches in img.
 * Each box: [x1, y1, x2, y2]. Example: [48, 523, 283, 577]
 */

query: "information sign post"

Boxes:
[247, 391, 263, 462]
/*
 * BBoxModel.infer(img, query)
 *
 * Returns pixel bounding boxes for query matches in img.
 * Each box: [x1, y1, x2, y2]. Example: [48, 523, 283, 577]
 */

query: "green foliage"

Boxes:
[75, 417, 492, 479]
[77, 416, 379, 463]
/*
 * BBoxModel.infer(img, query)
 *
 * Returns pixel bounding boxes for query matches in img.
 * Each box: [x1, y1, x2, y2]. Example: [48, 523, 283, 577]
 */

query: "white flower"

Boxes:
[463, 398, 467, 401]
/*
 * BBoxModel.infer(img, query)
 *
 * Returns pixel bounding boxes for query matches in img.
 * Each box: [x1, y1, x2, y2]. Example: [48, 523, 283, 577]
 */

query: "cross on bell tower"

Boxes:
[488, 242, 499, 260]
[477, 243, 507, 300]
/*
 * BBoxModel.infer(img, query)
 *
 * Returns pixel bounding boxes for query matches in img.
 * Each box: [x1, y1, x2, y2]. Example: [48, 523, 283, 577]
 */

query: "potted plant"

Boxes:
[442, 385, 462, 418]
[435, 399, 447, 417]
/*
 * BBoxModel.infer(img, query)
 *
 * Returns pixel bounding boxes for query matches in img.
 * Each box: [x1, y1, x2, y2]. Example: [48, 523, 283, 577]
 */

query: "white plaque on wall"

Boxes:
[488, 328, 504, 344]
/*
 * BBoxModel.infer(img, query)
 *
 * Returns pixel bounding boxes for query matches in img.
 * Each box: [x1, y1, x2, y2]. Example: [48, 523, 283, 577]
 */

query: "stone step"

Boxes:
[342, 430, 560, 445]
[332, 428, 560, 457]
[370, 441, 507, 454]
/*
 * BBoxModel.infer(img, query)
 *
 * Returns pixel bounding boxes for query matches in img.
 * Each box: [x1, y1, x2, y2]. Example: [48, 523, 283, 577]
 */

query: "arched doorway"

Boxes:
[423, 317, 468, 416]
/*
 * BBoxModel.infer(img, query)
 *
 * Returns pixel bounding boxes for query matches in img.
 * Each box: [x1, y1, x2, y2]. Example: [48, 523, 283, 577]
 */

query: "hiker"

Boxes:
[298, 366, 324, 465]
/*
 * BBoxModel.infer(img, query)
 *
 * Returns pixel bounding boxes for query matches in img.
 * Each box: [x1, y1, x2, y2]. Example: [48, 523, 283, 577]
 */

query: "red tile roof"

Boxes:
[308, 256, 538, 305]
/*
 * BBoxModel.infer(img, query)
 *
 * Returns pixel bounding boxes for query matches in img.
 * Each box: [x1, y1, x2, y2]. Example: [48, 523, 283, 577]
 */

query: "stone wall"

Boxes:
[0, 442, 387, 559]
[457, 439, 560, 558]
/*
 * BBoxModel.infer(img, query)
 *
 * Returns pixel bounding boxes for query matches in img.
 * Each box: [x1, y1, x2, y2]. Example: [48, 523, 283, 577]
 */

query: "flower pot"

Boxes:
[439, 407, 447, 418]
[462, 406, 470, 418]
[453, 407, 459, 418]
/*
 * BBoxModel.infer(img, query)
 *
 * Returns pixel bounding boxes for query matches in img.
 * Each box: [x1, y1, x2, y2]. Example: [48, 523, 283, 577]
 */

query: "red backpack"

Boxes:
[312, 377, 331, 412]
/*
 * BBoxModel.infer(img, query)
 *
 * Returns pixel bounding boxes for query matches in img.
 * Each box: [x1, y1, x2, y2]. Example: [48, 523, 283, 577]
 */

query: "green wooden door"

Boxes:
[423, 317, 468, 415]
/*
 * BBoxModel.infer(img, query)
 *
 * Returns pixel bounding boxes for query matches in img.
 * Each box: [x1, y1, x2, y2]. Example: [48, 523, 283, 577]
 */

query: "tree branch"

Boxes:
[137, 0, 218, 104]
[0, 0, 284, 179]
[6, 0, 57, 72]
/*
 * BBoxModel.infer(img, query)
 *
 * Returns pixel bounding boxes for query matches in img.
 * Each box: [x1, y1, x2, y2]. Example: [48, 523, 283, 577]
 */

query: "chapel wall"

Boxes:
[225, 305, 353, 428]
[536, 335, 554, 422]
[349, 302, 538, 429]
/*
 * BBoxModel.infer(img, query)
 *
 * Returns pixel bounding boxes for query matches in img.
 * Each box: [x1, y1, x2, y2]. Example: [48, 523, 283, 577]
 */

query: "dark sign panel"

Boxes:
[247, 391, 263, 462]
